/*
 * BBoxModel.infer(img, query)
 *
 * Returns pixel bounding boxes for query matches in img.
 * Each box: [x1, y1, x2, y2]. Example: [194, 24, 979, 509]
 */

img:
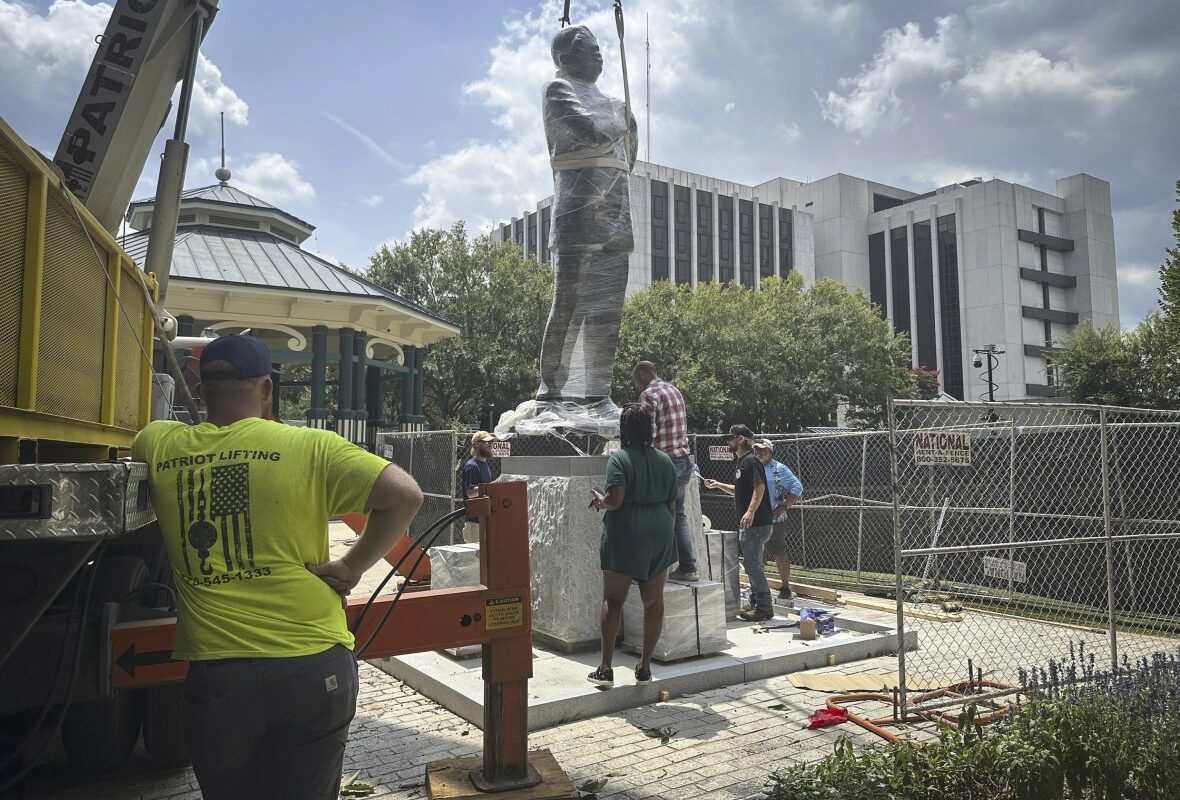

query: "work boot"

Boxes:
[669, 569, 699, 582]
[587, 666, 614, 687]
[738, 607, 774, 622]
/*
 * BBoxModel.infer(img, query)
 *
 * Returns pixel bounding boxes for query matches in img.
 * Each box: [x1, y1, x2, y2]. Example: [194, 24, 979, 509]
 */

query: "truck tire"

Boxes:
[142, 683, 189, 766]
[60, 556, 149, 769]
[60, 689, 142, 770]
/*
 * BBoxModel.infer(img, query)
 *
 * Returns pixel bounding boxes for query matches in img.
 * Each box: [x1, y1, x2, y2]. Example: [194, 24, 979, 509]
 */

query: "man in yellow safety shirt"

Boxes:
[133, 334, 423, 800]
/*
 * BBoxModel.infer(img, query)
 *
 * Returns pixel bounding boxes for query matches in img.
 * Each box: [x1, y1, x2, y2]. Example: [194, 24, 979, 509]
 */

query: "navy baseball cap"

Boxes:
[727, 424, 754, 439]
[200, 335, 272, 380]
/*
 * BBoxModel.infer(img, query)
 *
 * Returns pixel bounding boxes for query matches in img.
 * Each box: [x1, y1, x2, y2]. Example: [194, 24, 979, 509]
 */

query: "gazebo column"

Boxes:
[399, 345, 417, 431]
[353, 331, 368, 447]
[366, 364, 385, 445]
[338, 327, 355, 440]
[412, 346, 426, 422]
[308, 325, 328, 430]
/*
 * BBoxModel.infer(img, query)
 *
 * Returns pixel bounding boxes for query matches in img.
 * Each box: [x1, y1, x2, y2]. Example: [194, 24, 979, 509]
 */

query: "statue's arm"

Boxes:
[544, 80, 608, 143]
[626, 108, 638, 168]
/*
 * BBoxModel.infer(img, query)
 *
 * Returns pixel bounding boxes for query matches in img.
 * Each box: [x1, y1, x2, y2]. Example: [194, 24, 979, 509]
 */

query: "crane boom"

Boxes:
[53, 0, 219, 235]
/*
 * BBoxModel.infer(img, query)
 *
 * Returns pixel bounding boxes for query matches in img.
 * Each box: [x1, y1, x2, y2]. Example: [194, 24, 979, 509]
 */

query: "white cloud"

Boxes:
[960, 49, 1133, 110]
[1118, 263, 1160, 289]
[904, 160, 1032, 189]
[404, 0, 717, 235]
[820, 16, 958, 137]
[231, 153, 315, 204]
[775, 122, 803, 142]
[360, 193, 385, 208]
[724, 102, 736, 113]
[188, 54, 250, 138]
[0, 1, 246, 142]
[0, 0, 109, 108]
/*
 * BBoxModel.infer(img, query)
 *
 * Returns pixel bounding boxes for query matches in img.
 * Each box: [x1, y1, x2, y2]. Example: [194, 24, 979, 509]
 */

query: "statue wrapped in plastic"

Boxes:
[536, 24, 637, 404]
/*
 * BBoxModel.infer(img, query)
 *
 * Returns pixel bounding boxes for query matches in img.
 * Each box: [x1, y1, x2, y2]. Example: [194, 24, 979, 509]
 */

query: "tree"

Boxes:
[1159, 180, 1180, 338]
[364, 224, 553, 428]
[1049, 322, 1147, 407]
[611, 274, 915, 431]
[909, 368, 941, 400]
[1051, 183, 1180, 410]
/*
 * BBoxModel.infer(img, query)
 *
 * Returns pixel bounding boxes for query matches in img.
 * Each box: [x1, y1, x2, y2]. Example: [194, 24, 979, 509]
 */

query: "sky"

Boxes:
[3, 0, 1178, 326]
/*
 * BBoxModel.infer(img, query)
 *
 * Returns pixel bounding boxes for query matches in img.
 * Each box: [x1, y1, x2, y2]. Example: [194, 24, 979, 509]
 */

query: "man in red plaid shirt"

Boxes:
[632, 361, 698, 581]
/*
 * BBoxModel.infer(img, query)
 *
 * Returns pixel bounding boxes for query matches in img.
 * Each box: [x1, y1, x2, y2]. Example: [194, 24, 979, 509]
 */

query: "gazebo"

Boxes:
[122, 175, 459, 444]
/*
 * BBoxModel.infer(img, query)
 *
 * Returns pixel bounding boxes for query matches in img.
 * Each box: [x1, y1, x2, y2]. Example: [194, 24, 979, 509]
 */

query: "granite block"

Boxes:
[621, 580, 728, 662]
[705, 530, 741, 619]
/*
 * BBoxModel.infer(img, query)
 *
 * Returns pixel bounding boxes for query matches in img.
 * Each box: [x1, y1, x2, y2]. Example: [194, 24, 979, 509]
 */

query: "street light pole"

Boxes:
[972, 345, 1005, 405]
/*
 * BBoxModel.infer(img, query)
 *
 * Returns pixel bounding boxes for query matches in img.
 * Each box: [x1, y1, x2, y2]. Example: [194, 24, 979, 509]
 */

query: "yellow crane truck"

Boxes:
[1, 0, 218, 779]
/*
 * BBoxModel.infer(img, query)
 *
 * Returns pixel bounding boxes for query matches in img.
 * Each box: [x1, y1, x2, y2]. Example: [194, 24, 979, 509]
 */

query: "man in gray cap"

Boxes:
[133, 334, 423, 799]
[708, 425, 775, 621]
[537, 24, 638, 402]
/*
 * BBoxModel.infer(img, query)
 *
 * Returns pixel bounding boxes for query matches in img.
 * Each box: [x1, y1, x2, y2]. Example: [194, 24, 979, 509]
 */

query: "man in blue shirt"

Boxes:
[753, 439, 803, 601]
[461, 431, 495, 542]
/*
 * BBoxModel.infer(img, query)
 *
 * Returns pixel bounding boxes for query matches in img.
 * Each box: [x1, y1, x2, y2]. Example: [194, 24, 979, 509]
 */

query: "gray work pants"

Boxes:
[183, 644, 358, 800]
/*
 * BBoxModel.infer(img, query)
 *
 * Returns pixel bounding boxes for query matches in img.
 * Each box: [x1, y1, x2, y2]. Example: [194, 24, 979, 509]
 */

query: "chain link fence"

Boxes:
[889, 400, 1180, 713]
[375, 402, 1180, 711]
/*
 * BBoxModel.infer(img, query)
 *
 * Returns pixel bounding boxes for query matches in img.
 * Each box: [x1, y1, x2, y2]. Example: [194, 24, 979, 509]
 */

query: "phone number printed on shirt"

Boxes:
[180, 567, 272, 588]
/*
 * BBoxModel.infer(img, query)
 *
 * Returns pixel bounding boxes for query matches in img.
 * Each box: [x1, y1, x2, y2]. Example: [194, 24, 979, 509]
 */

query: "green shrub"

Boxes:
[765, 648, 1180, 800]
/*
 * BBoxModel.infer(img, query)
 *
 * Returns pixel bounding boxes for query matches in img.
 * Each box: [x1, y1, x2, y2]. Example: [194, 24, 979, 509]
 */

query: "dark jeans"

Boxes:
[183, 644, 358, 800]
[671, 455, 696, 572]
[739, 524, 774, 612]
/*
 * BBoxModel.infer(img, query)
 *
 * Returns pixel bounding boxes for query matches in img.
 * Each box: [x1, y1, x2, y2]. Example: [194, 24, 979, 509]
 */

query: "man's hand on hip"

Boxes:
[307, 557, 364, 597]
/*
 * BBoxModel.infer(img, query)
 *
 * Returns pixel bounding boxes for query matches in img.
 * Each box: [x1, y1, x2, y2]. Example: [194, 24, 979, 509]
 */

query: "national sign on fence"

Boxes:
[913, 431, 972, 466]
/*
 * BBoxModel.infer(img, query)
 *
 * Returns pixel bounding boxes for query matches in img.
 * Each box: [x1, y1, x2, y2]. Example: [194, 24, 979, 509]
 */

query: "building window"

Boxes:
[758, 203, 773, 278]
[718, 195, 734, 283]
[513, 218, 524, 246]
[937, 214, 963, 399]
[890, 226, 911, 350]
[912, 221, 936, 371]
[868, 231, 887, 316]
[739, 198, 754, 287]
[501, 223, 511, 243]
[696, 192, 713, 282]
[873, 193, 905, 213]
[650, 180, 669, 281]
[674, 185, 691, 285]
[778, 209, 793, 277]
[540, 206, 551, 263]
[527, 211, 537, 258]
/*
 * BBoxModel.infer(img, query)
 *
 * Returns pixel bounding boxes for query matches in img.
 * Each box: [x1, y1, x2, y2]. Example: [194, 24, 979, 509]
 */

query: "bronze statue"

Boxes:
[537, 25, 637, 403]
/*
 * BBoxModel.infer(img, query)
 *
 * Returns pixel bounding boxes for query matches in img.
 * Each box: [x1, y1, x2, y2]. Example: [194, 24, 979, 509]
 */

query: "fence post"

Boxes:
[888, 400, 908, 719]
[1008, 417, 1017, 598]
[797, 438, 807, 568]
[856, 435, 867, 583]
[1100, 407, 1119, 672]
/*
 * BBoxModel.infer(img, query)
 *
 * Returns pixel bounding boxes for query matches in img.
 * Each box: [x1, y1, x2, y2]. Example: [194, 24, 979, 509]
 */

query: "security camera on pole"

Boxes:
[972, 344, 1004, 422]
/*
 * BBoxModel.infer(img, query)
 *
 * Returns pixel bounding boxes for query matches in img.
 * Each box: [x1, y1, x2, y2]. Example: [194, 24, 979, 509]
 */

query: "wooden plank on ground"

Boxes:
[743, 577, 841, 603]
[841, 594, 962, 623]
[426, 749, 577, 800]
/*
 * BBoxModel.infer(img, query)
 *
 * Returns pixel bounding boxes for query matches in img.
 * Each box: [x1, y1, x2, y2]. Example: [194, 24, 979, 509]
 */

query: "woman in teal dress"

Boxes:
[589, 404, 678, 687]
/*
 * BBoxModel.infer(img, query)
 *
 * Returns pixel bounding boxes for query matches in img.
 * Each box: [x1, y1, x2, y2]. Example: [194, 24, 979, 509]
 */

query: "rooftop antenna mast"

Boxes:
[215, 111, 231, 185]
[646, 13, 651, 163]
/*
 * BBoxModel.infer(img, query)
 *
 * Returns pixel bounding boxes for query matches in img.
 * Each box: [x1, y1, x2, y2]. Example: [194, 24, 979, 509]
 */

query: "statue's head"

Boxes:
[552, 25, 603, 82]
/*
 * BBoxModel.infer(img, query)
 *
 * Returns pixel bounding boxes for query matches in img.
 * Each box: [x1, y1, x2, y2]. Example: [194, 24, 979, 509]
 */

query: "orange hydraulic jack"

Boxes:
[109, 481, 577, 799]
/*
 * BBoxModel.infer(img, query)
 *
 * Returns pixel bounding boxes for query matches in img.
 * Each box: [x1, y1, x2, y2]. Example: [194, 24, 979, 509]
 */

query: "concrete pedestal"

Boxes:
[621, 580, 728, 662]
[499, 454, 707, 653]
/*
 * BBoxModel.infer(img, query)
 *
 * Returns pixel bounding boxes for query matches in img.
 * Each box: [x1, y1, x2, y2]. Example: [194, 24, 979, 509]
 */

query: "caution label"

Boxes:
[485, 595, 524, 630]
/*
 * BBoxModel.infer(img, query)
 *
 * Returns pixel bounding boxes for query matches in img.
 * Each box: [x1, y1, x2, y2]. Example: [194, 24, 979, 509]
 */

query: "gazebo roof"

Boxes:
[120, 226, 454, 328]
